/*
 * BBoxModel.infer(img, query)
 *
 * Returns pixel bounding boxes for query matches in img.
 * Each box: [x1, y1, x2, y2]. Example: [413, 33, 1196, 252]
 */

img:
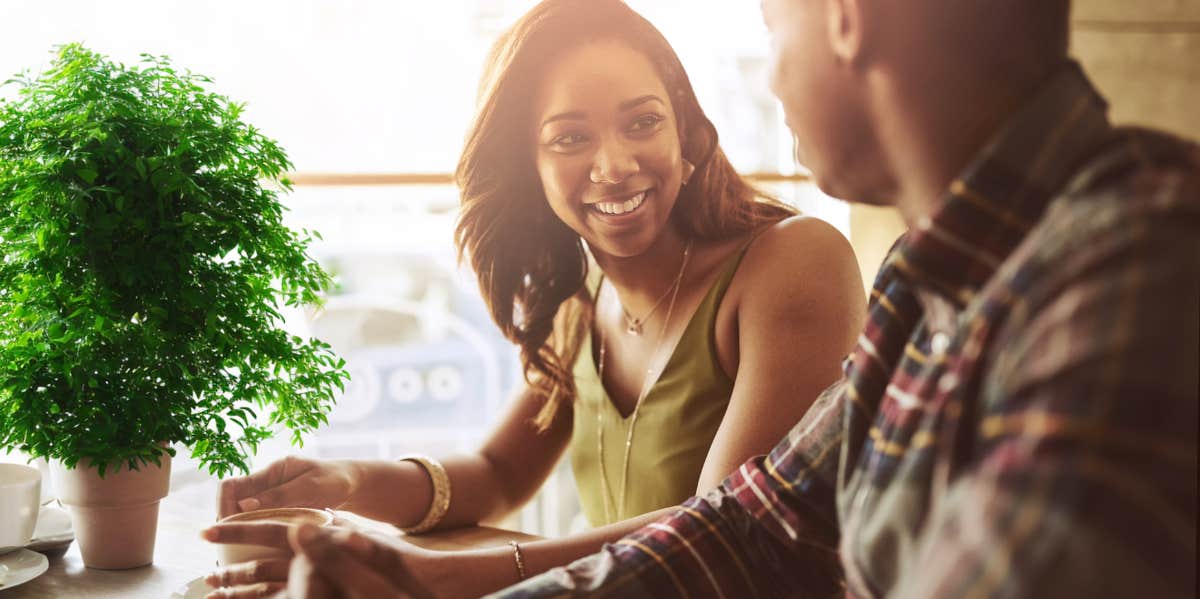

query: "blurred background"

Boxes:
[1, 0, 1196, 536]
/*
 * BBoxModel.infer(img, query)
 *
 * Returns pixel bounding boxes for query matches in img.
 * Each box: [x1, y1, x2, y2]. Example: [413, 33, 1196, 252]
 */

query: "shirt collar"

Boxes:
[890, 61, 1113, 308]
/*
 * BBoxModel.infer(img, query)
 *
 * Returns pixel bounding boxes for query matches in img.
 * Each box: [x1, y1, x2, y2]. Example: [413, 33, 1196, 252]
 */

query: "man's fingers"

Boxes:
[204, 582, 285, 599]
[286, 554, 338, 599]
[206, 558, 290, 588]
[290, 525, 404, 599]
[289, 525, 400, 573]
[203, 522, 293, 549]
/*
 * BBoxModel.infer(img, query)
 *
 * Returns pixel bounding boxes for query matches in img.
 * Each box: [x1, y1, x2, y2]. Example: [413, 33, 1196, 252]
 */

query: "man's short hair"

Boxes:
[929, 0, 1072, 72]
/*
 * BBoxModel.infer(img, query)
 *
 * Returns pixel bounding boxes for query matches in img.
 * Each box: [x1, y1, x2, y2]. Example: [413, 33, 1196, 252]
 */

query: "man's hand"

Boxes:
[282, 524, 438, 599]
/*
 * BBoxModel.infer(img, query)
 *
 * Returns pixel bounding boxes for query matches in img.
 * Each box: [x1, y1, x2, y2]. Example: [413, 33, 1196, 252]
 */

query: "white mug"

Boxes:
[0, 463, 41, 554]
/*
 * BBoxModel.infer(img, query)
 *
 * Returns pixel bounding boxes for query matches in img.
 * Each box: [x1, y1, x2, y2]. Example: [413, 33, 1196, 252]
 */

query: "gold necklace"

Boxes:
[596, 239, 692, 523]
[619, 272, 678, 336]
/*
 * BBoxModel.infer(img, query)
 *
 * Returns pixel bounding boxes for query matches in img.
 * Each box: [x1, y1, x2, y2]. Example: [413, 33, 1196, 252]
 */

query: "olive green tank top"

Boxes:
[569, 243, 752, 527]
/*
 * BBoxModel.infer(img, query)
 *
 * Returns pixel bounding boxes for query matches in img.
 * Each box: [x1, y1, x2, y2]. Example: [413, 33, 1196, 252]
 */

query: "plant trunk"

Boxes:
[50, 454, 171, 569]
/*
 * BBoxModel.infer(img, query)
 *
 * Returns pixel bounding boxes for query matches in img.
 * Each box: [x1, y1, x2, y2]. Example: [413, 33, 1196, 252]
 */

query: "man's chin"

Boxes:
[811, 174, 896, 207]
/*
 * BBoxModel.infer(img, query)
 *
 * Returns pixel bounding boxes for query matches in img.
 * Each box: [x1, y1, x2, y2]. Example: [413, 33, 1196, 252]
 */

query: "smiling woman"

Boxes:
[534, 45, 689, 259]
[205, 1, 864, 597]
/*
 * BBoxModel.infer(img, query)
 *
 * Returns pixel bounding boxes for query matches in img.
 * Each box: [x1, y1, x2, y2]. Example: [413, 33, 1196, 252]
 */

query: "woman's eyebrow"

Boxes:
[541, 110, 586, 128]
[539, 94, 664, 129]
[619, 94, 664, 111]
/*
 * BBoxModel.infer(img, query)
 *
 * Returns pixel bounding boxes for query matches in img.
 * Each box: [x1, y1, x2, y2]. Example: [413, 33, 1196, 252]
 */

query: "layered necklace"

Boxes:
[596, 239, 693, 523]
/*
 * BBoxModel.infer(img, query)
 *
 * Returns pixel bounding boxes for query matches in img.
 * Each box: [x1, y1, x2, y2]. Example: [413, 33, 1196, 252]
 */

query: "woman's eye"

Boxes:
[629, 114, 664, 133]
[549, 133, 589, 149]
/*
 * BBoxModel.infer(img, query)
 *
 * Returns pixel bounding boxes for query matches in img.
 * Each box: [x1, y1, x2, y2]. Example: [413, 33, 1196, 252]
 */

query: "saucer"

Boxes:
[0, 548, 49, 590]
[26, 504, 74, 554]
[171, 575, 213, 599]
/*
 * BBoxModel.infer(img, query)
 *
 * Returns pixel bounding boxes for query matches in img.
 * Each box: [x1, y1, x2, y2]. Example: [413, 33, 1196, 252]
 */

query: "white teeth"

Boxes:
[594, 191, 646, 215]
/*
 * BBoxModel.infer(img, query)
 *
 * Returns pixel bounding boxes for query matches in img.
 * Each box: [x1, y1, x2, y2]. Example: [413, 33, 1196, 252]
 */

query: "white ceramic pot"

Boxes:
[50, 453, 171, 569]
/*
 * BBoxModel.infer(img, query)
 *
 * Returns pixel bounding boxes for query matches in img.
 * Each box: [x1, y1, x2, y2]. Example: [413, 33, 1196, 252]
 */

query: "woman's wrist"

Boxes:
[336, 459, 431, 525]
[439, 547, 528, 596]
[339, 459, 366, 501]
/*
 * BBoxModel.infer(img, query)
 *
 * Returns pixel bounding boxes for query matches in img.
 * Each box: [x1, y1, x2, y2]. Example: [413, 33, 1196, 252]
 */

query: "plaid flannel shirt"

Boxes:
[493, 62, 1199, 598]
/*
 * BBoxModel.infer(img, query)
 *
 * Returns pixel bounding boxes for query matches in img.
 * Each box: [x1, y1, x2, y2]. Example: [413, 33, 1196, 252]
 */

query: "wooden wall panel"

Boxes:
[849, 1, 1199, 289]
[1073, 0, 1200, 23]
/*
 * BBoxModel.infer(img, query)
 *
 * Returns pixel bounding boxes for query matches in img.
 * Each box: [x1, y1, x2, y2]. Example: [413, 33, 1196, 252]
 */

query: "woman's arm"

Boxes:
[696, 216, 866, 490]
[215, 382, 572, 531]
[205, 386, 575, 596]
[342, 383, 575, 529]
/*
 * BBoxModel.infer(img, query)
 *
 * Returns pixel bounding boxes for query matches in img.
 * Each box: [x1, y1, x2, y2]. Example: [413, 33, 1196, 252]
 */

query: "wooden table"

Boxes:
[4, 488, 539, 598]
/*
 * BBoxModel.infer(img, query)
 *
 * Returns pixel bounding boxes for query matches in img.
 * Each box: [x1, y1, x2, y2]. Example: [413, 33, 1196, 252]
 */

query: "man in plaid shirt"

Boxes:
[278, 0, 1197, 596]
[490, 0, 1198, 596]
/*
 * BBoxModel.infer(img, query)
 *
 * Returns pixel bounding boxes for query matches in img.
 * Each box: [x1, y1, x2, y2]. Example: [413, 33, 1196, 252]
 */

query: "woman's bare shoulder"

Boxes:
[736, 215, 859, 294]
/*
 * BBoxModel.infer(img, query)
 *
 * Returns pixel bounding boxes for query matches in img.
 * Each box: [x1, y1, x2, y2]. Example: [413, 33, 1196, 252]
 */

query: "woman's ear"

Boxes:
[682, 159, 696, 186]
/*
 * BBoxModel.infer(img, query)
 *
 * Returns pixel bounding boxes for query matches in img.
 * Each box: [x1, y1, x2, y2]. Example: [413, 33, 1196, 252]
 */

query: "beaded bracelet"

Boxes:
[397, 454, 451, 534]
[508, 540, 527, 580]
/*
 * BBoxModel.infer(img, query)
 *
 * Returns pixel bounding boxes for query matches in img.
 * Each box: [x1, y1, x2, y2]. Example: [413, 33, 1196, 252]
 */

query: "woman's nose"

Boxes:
[589, 137, 638, 184]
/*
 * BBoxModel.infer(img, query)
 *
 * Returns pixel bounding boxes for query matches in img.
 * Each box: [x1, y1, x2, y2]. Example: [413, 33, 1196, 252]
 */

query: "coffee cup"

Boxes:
[0, 463, 41, 554]
[214, 507, 333, 565]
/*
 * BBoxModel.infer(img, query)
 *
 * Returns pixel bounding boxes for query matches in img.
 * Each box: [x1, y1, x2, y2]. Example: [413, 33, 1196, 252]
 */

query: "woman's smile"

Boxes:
[589, 188, 650, 216]
[586, 189, 655, 231]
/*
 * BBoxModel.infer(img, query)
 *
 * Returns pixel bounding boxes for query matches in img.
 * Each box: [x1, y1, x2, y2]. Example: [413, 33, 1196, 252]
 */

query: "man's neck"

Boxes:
[869, 62, 1052, 228]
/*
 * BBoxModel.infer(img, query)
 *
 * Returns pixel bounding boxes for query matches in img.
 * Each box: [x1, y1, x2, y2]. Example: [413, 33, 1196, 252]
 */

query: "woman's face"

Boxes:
[532, 39, 687, 259]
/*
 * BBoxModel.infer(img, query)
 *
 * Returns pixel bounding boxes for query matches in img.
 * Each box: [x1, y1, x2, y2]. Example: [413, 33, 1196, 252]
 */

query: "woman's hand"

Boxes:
[218, 456, 360, 518]
[201, 514, 356, 599]
[201, 521, 292, 599]
[204, 522, 447, 599]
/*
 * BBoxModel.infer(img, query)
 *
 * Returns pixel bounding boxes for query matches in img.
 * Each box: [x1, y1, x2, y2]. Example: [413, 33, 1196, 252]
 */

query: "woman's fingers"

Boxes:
[217, 457, 315, 518]
[202, 522, 293, 550]
[206, 558, 290, 588]
[204, 581, 286, 599]
[218, 475, 258, 519]
[238, 474, 321, 512]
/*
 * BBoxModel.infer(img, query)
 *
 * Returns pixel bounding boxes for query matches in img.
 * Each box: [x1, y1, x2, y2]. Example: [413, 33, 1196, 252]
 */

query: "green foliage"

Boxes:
[0, 44, 348, 478]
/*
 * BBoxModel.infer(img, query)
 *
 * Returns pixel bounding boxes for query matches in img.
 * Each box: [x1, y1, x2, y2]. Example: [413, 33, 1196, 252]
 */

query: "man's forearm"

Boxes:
[490, 461, 843, 598]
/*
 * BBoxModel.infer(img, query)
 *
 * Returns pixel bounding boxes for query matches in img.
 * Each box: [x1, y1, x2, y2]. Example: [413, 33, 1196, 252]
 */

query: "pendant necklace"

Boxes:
[619, 245, 690, 336]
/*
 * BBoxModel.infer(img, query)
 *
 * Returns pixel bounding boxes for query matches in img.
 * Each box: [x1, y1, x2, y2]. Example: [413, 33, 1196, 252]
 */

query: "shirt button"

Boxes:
[939, 373, 959, 392]
[931, 332, 951, 356]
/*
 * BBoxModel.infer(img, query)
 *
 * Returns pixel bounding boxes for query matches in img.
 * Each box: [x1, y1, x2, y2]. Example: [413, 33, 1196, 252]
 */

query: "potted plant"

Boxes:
[0, 45, 349, 569]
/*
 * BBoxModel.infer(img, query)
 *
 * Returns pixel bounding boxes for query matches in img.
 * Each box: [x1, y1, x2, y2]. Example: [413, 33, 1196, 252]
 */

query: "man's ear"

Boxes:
[826, 0, 867, 66]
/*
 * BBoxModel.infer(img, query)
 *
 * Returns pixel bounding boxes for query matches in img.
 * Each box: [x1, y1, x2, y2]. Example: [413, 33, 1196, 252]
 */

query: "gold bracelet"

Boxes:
[508, 540, 527, 580]
[397, 455, 451, 534]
